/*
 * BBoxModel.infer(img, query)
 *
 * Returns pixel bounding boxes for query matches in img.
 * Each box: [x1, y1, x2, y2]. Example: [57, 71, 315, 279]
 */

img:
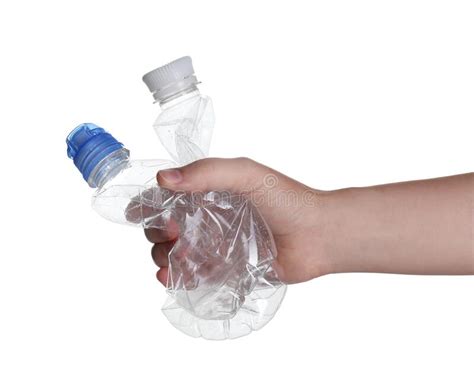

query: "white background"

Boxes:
[0, 1, 473, 383]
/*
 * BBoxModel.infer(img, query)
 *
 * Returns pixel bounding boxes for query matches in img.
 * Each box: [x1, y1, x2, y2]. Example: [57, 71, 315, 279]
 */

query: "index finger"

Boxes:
[144, 217, 180, 243]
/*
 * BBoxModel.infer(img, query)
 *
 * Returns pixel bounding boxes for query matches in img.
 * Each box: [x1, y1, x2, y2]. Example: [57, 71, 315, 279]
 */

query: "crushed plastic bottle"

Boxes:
[142, 56, 214, 165]
[66, 57, 286, 339]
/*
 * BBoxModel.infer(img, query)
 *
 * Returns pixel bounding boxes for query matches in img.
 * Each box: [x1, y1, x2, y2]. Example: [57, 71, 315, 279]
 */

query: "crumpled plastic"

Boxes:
[92, 94, 286, 339]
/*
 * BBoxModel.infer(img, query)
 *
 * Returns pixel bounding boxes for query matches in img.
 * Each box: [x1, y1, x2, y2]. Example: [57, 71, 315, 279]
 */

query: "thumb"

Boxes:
[157, 157, 270, 194]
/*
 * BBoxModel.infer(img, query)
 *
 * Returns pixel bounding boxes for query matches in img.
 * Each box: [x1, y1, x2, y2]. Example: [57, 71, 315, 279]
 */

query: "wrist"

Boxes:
[317, 186, 373, 275]
[302, 188, 345, 278]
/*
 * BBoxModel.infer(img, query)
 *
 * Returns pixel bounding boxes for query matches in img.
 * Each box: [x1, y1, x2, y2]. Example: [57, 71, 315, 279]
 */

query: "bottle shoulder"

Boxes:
[152, 93, 215, 164]
[156, 93, 214, 122]
[98, 158, 176, 190]
[91, 158, 176, 225]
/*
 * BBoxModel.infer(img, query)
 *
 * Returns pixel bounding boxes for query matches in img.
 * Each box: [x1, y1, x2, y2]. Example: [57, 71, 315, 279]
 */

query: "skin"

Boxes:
[144, 157, 474, 285]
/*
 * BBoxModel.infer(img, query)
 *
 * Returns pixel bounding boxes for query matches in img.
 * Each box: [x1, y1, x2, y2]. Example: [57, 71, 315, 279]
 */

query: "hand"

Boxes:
[144, 157, 329, 285]
[145, 159, 474, 286]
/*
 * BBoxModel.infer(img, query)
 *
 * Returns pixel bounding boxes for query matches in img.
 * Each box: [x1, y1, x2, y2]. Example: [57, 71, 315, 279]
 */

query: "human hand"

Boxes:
[145, 157, 329, 285]
[144, 157, 474, 286]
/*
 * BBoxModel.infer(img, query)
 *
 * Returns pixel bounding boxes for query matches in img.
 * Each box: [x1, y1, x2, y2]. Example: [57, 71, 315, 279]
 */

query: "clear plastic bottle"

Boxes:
[66, 58, 286, 339]
[142, 56, 214, 165]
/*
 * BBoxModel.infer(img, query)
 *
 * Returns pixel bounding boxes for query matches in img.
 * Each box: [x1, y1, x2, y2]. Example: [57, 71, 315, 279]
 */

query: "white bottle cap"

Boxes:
[142, 56, 198, 103]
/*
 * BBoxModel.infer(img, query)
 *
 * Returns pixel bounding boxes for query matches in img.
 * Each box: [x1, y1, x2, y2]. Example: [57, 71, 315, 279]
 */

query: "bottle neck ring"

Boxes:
[150, 76, 198, 104]
[87, 148, 130, 188]
[159, 86, 200, 108]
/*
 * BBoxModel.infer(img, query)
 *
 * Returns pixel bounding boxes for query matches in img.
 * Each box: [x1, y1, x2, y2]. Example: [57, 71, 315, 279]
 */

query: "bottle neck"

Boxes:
[159, 86, 200, 108]
[87, 148, 130, 188]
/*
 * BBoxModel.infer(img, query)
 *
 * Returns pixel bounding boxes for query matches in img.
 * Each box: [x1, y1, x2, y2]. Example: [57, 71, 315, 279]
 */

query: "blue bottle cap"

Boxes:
[66, 123, 124, 183]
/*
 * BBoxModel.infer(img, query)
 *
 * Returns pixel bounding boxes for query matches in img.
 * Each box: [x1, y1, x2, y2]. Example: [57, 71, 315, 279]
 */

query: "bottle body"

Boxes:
[154, 90, 215, 165]
[91, 157, 286, 335]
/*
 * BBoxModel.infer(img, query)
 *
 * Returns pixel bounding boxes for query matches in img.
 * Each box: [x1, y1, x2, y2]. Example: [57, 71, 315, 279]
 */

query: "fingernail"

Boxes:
[159, 168, 183, 184]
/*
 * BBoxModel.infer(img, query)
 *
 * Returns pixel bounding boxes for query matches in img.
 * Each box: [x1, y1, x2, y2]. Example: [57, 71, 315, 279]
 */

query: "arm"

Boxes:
[322, 173, 474, 275]
[144, 158, 474, 284]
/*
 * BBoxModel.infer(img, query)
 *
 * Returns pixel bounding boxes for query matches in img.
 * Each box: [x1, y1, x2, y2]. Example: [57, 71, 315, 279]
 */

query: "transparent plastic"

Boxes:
[153, 90, 214, 165]
[83, 87, 286, 340]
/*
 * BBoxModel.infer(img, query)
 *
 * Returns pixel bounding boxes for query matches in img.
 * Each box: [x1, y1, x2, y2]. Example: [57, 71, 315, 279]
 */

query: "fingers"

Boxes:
[151, 241, 175, 267]
[157, 157, 270, 194]
[156, 267, 169, 287]
[149, 240, 173, 288]
[144, 221, 177, 288]
[146, 226, 176, 288]
[144, 228, 172, 243]
[144, 217, 180, 243]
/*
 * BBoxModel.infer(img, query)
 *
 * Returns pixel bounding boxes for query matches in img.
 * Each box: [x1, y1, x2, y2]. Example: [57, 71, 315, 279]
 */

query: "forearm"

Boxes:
[321, 173, 474, 275]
